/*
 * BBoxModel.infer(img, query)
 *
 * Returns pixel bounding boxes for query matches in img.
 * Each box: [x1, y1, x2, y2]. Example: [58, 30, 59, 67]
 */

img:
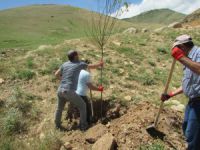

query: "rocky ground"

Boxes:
[59, 101, 186, 150]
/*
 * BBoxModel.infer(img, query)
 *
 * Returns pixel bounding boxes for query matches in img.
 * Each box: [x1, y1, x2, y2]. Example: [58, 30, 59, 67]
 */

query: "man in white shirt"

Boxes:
[76, 64, 103, 124]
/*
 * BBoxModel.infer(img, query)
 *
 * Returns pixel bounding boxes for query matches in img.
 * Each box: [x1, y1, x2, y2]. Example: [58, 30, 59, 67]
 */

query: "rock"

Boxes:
[129, 61, 134, 65]
[142, 28, 148, 33]
[60, 142, 72, 150]
[92, 133, 117, 150]
[112, 41, 121, 46]
[85, 124, 107, 144]
[39, 132, 45, 140]
[119, 68, 125, 74]
[168, 22, 182, 28]
[0, 78, 5, 84]
[37, 45, 53, 50]
[124, 96, 132, 101]
[123, 27, 138, 34]
[154, 27, 166, 33]
[106, 122, 111, 128]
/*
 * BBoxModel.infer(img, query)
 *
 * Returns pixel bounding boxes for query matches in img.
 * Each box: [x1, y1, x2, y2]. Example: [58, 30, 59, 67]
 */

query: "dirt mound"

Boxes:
[61, 101, 186, 150]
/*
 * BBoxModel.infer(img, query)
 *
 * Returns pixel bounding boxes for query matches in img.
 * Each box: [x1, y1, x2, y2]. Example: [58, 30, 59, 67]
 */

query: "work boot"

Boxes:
[55, 125, 68, 132]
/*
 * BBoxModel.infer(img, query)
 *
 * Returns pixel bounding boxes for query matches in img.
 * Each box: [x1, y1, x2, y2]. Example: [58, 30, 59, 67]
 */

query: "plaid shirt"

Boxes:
[182, 46, 200, 98]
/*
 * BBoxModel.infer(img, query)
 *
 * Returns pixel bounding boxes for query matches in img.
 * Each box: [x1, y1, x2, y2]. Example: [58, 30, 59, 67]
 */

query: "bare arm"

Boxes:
[179, 56, 200, 75]
[171, 86, 183, 97]
[55, 68, 62, 80]
[88, 61, 103, 70]
[87, 82, 99, 91]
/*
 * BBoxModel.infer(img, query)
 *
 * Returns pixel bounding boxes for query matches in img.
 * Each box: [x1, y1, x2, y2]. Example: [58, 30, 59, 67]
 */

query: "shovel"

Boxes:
[90, 89, 94, 117]
[146, 59, 176, 139]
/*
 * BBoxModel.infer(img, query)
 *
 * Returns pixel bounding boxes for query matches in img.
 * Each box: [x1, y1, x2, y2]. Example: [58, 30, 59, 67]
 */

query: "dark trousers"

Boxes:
[80, 96, 92, 124]
[182, 98, 200, 150]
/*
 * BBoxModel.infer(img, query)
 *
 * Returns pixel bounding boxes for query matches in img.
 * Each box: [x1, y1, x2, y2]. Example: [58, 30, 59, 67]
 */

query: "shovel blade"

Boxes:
[146, 125, 166, 140]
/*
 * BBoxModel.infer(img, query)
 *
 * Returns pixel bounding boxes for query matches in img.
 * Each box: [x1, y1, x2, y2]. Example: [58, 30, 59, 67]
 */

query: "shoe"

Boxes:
[55, 125, 68, 132]
[80, 125, 89, 132]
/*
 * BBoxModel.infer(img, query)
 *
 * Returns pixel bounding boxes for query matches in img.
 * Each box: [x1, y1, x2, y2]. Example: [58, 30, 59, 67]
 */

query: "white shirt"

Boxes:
[76, 70, 91, 96]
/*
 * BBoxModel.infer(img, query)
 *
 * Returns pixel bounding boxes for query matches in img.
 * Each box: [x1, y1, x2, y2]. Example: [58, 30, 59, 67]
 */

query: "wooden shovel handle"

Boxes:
[90, 89, 94, 117]
[154, 59, 176, 127]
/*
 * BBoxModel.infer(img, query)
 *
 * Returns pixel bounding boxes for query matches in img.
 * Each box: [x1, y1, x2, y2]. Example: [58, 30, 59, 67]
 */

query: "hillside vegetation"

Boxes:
[0, 4, 132, 49]
[182, 8, 200, 26]
[1, 5, 200, 150]
[124, 9, 185, 25]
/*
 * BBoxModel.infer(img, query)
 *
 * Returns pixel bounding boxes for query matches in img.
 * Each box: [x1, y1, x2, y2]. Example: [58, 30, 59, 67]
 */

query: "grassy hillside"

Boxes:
[0, 4, 132, 49]
[182, 8, 200, 26]
[124, 9, 185, 25]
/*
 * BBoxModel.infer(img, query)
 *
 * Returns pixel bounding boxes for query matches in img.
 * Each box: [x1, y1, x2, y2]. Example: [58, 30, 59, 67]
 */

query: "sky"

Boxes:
[0, 0, 200, 19]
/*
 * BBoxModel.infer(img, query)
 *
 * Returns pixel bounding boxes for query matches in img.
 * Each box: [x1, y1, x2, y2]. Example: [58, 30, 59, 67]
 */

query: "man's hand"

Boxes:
[98, 85, 104, 92]
[171, 47, 185, 60]
[98, 60, 104, 67]
[160, 92, 174, 101]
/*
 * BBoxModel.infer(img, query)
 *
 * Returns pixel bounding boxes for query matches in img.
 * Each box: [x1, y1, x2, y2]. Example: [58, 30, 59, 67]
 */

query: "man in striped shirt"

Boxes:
[161, 35, 200, 150]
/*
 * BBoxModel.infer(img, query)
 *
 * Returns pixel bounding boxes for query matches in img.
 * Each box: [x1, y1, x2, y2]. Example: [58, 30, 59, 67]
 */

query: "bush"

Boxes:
[157, 47, 168, 54]
[40, 59, 62, 75]
[34, 132, 62, 150]
[26, 57, 34, 69]
[2, 108, 24, 135]
[12, 69, 35, 80]
[139, 141, 165, 150]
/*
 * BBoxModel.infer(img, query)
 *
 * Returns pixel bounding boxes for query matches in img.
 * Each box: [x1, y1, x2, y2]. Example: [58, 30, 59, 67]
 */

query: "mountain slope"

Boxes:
[182, 8, 200, 26]
[0, 5, 131, 49]
[124, 9, 185, 25]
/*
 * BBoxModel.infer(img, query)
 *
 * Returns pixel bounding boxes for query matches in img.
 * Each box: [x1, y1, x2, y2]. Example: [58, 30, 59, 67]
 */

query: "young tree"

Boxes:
[86, 0, 128, 120]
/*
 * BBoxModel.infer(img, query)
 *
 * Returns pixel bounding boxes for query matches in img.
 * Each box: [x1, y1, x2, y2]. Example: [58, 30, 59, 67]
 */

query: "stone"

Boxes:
[60, 142, 72, 150]
[124, 96, 132, 101]
[39, 132, 45, 140]
[119, 68, 125, 74]
[168, 22, 182, 28]
[123, 27, 138, 34]
[92, 133, 117, 150]
[142, 28, 148, 33]
[85, 124, 107, 144]
[0, 78, 4, 84]
[112, 41, 121, 46]
[154, 27, 166, 33]
[37, 45, 53, 50]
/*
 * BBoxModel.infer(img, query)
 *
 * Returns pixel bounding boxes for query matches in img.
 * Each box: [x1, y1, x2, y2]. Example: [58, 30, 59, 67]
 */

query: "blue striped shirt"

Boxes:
[182, 46, 200, 98]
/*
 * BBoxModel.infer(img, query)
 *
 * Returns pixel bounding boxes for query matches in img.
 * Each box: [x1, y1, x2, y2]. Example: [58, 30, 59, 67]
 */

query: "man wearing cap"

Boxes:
[161, 35, 200, 150]
[54, 50, 103, 131]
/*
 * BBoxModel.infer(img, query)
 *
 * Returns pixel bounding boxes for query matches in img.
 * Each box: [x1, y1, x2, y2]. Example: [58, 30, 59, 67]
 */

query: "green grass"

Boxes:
[139, 141, 165, 150]
[1, 108, 24, 135]
[0, 5, 132, 50]
[125, 8, 185, 25]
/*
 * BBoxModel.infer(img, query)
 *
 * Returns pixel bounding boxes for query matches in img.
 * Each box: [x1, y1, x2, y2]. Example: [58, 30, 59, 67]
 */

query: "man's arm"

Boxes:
[170, 86, 183, 96]
[179, 56, 200, 75]
[161, 86, 183, 101]
[88, 61, 103, 69]
[55, 68, 62, 80]
[87, 82, 103, 91]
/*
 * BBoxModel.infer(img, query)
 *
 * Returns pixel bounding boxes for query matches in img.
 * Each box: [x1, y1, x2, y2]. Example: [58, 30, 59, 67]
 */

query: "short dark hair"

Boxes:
[183, 41, 194, 49]
[67, 50, 78, 62]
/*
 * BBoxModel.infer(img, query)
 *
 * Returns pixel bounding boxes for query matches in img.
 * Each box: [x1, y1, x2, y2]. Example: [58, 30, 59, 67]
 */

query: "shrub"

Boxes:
[26, 57, 34, 69]
[157, 47, 168, 54]
[34, 132, 62, 150]
[12, 69, 35, 80]
[40, 59, 62, 75]
[2, 108, 24, 135]
[139, 141, 165, 150]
